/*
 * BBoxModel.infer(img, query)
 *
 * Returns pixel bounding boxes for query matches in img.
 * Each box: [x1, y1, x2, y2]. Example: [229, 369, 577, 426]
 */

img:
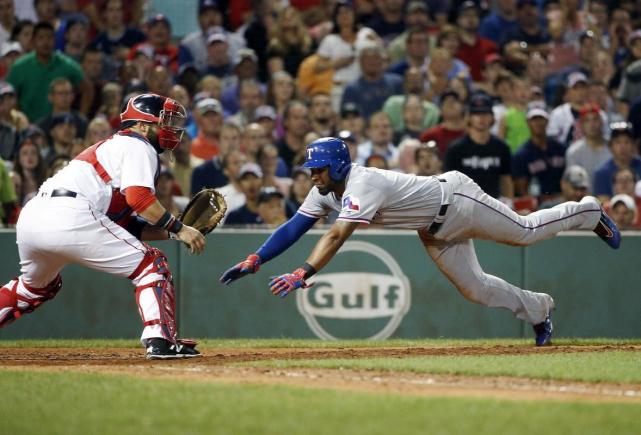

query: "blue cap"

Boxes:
[468, 93, 493, 114]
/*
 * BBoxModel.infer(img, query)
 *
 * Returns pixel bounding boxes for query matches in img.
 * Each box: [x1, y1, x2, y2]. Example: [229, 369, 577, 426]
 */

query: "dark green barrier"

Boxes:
[0, 229, 638, 339]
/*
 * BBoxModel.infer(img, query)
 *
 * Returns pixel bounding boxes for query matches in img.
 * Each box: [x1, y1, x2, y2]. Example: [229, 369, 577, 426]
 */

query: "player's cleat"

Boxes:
[532, 313, 553, 346]
[144, 338, 201, 360]
[593, 210, 621, 249]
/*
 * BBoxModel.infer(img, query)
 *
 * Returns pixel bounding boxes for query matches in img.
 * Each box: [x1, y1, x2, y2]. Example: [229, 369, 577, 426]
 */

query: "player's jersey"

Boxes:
[298, 164, 443, 230]
[40, 131, 159, 215]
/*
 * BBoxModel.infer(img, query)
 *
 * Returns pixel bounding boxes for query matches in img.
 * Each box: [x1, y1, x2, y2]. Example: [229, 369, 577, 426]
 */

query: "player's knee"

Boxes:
[130, 246, 172, 285]
[453, 271, 490, 305]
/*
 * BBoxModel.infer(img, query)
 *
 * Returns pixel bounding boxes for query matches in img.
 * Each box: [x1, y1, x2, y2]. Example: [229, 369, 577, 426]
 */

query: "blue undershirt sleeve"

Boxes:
[256, 212, 318, 263]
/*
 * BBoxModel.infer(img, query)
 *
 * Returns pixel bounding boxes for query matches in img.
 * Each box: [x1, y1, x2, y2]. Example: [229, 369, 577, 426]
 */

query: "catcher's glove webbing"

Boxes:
[179, 188, 227, 235]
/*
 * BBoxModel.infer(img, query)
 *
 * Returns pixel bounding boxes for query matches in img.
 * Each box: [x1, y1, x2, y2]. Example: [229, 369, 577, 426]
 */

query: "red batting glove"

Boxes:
[269, 268, 311, 298]
[220, 254, 261, 285]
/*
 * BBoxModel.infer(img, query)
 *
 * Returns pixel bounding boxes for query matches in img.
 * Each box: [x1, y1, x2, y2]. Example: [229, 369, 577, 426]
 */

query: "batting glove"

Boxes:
[269, 268, 311, 298]
[220, 254, 261, 285]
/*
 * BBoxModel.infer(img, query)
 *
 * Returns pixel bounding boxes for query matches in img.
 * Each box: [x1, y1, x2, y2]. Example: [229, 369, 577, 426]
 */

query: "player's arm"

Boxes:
[269, 220, 359, 298]
[125, 187, 205, 254]
[219, 212, 318, 285]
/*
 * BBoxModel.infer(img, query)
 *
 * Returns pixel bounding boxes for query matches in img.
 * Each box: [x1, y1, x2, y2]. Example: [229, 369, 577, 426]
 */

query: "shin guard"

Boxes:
[0, 275, 63, 327]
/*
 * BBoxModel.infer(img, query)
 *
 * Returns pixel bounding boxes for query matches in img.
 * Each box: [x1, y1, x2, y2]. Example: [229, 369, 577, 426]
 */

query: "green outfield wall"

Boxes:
[0, 229, 638, 340]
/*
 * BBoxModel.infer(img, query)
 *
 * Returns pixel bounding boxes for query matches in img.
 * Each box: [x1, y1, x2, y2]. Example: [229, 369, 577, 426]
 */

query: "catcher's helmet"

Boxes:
[120, 93, 186, 151]
[303, 137, 351, 181]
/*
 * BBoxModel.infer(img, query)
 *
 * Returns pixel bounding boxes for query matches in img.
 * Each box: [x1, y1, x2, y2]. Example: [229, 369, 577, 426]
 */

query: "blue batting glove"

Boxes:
[220, 254, 261, 285]
[269, 268, 311, 298]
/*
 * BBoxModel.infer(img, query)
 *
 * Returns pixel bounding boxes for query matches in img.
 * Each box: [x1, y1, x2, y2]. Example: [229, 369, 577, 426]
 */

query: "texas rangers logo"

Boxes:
[342, 195, 360, 212]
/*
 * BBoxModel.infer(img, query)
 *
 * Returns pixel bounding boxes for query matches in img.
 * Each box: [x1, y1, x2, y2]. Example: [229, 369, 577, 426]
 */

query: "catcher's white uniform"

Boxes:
[1, 131, 172, 341]
[298, 165, 601, 324]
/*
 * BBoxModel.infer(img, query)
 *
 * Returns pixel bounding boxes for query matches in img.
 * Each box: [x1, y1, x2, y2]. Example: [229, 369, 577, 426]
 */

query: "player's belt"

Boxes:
[427, 204, 449, 235]
[50, 189, 77, 198]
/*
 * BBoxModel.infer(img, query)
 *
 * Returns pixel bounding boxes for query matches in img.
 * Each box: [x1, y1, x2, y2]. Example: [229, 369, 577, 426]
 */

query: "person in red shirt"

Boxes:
[190, 98, 223, 161]
[420, 89, 466, 158]
[455, 1, 499, 83]
[128, 15, 179, 74]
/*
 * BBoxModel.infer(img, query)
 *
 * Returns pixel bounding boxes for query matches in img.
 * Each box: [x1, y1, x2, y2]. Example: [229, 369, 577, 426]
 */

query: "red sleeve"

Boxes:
[125, 186, 156, 213]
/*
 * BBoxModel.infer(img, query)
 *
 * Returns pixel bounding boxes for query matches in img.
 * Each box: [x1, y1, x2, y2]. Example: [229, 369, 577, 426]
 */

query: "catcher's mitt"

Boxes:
[179, 188, 227, 235]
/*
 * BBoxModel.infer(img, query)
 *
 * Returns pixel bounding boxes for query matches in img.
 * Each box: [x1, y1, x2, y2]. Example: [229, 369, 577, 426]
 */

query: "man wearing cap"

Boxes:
[387, 1, 432, 65]
[338, 103, 365, 144]
[420, 89, 466, 158]
[0, 83, 19, 159]
[91, 0, 146, 58]
[456, 1, 499, 83]
[446, 93, 513, 199]
[539, 165, 590, 209]
[190, 97, 223, 162]
[7, 22, 87, 123]
[257, 186, 287, 226]
[224, 162, 265, 226]
[202, 31, 232, 79]
[342, 43, 403, 120]
[127, 15, 179, 74]
[44, 112, 76, 165]
[566, 103, 612, 188]
[594, 122, 641, 200]
[179, 1, 245, 73]
[547, 72, 609, 147]
[501, 0, 551, 54]
[0, 42, 22, 79]
[512, 105, 566, 199]
[220, 49, 262, 116]
[255, 105, 277, 140]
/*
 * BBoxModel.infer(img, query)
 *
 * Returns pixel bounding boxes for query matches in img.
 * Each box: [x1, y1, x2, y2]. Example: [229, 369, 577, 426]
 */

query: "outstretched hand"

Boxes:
[269, 268, 311, 298]
[220, 254, 261, 285]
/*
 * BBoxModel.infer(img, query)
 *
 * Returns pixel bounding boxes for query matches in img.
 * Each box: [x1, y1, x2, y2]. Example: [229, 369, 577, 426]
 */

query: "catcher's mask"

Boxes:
[120, 93, 187, 151]
[303, 137, 351, 181]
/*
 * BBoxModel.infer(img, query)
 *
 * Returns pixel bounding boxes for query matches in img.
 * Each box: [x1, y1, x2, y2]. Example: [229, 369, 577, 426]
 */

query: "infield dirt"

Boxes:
[2, 345, 641, 403]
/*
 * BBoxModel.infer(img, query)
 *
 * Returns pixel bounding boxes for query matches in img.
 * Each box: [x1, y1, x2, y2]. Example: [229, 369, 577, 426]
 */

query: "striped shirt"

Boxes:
[298, 164, 443, 229]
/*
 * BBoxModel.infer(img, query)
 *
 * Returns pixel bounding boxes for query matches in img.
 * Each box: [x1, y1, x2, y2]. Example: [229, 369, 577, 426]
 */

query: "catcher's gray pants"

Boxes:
[419, 171, 602, 325]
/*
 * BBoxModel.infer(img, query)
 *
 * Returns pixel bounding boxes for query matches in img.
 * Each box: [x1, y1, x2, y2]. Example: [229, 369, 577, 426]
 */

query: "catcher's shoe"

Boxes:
[145, 338, 201, 360]
[532, 313, 553, 346]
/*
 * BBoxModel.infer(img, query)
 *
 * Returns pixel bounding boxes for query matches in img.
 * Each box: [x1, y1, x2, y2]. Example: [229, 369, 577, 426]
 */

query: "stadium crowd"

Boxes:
[1, 0, 641, 230]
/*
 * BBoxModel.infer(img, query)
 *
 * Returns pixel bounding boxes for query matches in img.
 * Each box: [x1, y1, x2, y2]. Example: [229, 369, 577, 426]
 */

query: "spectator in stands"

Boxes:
[84, 116, 112, 146]
[225, 162, 264, 226]
[242, 0, 272, 82]
[384, 68, 440, 134]
[395, 137, 420, 173]
[341, 43, 403, 120]
[275, 100, 309, 173]
[0, 0, 17, 48]
[266, 71, 295, 137]
[10, 20, 33, 55]
[539, 165, 590, 209]
[0, 86, 18, 160]
[191, 97, 223, 162]
[33, 0, 57, 28]
[309, 92, 337, 137]
[128, 15, 179, 74]
[433, 29, 471, 83]
[387, 28, 430, 78]
[91, 0, 146, 60]
[228, 79, 263, 128]
[218, 150, 247, 217]
[80, 48, 106, 119]
[456, 1, 499, 83]
[43, 112, 76, 165]
[146, 65, 172, 97]
[241, 122, 268, 161]
[338, 102, 366, 144]
[255, 105, 277, 141]
[607, 193, 639, 230]
[414, 141, 443, 176]
[420, 89, 466, 158]
[201, 32, 232, 80]
[296, 53, 334, 102]
[221, 49, 261, 115]
[0, 156, 16, 226]
[480, 0, 518, 44]
[257, 186, 288, 226]
[391, 94, 426, 143]
[547, 72, 592, 147]
[0, 42, 22, 81]
[0, 83, 28, 132]
[356, 111, 398, 167]
[168, 134, 193, 197]
[497, 77, 531, 154]
[12, 136, 46, 206]
[96, 82, 122, 130]
[61, 18, 88, 63]
[365, 153, 389, 169]
[566, 103, 612, 188]
[7, 22, 87, 123]
[616, 31, 641, 116]
[285, 166, 312, 216]
[594, 122, 641, 200]
[37, 77, 87, 142]
[387, 1, 431, 65]
[366, 0, 404, 42]
[257, 142, 292, 197]
[179, 0, 243, 73]
[446, 93, 514, 199]
[267, 6, 313, 78]
[502, 0, 551, 55]
[219, 123, 242, 155]
[512, 106, 566, 201]
[338, 129, 359, 162]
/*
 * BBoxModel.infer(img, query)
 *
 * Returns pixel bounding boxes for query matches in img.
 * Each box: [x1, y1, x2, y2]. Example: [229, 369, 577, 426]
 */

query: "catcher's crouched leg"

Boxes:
[0, 275, 63, 327]
[129, 246, 199, 359]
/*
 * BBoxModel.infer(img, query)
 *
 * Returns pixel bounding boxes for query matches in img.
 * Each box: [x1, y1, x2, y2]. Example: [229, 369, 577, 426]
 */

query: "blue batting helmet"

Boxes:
[303, 137, 351, 181]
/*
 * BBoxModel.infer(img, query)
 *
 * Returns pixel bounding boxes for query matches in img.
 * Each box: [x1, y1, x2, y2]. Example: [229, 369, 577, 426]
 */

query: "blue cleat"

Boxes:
[593, 210, 621, 249]
[533, 314, 553, 346]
